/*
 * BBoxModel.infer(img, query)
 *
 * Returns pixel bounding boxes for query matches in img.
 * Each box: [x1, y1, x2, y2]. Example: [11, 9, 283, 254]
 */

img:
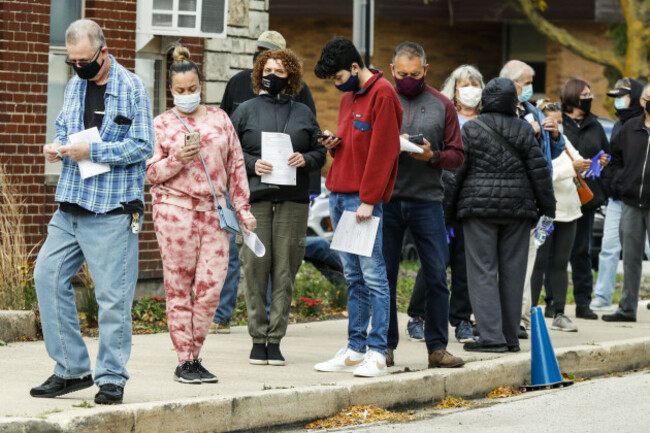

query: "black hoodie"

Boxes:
[446, 77, 555, 222]
[612, 78, 645, 140]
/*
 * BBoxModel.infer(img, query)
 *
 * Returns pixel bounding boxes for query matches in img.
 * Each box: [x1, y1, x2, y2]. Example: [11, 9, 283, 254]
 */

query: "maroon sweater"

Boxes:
[325, 70, 403, 205]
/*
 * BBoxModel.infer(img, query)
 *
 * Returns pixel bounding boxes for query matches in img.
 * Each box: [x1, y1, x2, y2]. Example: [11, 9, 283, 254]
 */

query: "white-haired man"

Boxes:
[30, 19, 153, 405]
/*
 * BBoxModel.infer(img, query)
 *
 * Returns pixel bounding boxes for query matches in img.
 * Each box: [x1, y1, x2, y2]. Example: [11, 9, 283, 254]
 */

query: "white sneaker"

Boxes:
[353, 350, 388, 377]
[551, 313, 578, 332]
[590, 299, 614, 311]
[314, 347, 365, 372]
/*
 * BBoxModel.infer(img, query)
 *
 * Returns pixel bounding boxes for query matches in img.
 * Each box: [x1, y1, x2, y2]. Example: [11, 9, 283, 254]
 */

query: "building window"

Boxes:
[139, 0, 228, 39]
[505, 23, 547, 100]
[136, 56, 166, 117]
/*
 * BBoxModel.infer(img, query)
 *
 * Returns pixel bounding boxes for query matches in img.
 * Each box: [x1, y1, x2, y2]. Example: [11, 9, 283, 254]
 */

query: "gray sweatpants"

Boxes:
[463, 217, 531, 346]
[618, 203, 650, 317]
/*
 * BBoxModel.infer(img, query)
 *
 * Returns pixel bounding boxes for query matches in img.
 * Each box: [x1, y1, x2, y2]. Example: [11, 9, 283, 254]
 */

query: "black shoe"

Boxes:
[576, 306, 598, 320]
[94, 383, 123, 405]
[544, 304, 555, 318]
[193, 359, 218, 383]
[174, 361, 201, 384]
[518, 325, 529, 339]
[463, 341, 508, 353]
[508, 345, 521, 353]
[249, 343, 268, 365]
[647, 303, 650, 310]
[30, 374, 94, 398]
[267, 343, 285, 366]
[602, 311, 636, 322]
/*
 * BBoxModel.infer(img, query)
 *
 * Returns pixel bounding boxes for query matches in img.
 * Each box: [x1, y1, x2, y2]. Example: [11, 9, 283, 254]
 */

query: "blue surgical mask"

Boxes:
[335, 72, 360, 93]
[174, 91, 201, 114]
[614, 97, 628, 110]
[518, 84, 533, 103]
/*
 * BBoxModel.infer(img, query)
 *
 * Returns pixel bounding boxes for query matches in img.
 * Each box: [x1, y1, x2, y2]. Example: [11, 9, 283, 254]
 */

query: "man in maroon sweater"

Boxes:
[313, 37, 402, 377]
[384, 42, 465, 369]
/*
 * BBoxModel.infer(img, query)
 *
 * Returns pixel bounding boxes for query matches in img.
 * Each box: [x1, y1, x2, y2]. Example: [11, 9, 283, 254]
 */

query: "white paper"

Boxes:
[524, 113, 535, 124]
[330, 210, 380, 258]
[261, 132, 296, 186]
[243, 231, 266, 257]
[399, 136, 424, 154]
[68, 127, 110, 179]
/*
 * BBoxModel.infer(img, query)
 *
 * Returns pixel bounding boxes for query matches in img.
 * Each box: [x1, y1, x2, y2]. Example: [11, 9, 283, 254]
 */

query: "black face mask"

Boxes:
[262, 74, 288, 95]
[579, 98, 592, 115]
[71, 47, 104, 80]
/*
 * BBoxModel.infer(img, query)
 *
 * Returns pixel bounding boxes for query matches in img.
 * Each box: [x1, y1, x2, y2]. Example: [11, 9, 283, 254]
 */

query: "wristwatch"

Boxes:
[428, 151, 439, 166]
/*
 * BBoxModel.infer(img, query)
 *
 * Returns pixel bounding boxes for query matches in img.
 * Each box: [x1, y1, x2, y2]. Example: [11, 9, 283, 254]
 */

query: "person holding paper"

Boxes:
[146, 45, 255, 383]
[230, 49, 326, 366]
[313, 37, 402, 377]
[32, 20, 153, 405]
[381, 42, 465, 370]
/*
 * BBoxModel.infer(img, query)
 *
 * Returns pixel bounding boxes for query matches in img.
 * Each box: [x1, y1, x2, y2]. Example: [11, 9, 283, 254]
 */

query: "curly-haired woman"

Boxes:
[230, 49, 326, 366]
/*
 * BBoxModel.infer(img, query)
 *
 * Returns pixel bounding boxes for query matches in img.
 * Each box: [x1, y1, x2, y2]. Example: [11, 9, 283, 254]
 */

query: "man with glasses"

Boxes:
[30, 19, 153, 405]
[500, 60, 565, 338]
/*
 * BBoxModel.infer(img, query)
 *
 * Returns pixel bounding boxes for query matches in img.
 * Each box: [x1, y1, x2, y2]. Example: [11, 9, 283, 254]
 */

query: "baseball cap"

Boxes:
[606, 87, 631, 97]
[256, 31, 286, 51]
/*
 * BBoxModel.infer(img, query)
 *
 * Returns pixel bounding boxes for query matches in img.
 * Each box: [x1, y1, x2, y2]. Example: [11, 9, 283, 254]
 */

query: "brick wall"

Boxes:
[0, 0, 51, 250]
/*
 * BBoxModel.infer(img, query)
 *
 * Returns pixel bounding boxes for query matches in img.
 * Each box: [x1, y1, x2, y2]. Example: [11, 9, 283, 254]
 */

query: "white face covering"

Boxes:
[457, 86, 482, 108]
[174, 91, 201, 114]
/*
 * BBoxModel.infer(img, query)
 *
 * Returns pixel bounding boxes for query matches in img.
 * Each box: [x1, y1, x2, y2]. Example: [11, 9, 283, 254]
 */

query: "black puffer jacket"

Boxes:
[446, 78, 555, 221]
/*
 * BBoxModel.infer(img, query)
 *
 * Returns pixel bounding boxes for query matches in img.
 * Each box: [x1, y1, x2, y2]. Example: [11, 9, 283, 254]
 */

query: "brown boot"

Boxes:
[428, 349, 464, 368]
[386, 348, 395, 367]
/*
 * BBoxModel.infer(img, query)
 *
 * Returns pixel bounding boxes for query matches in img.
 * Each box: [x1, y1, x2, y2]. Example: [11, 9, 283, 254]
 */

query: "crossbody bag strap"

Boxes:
[170, 108, 223, 211]
[473, 118, 524, 163]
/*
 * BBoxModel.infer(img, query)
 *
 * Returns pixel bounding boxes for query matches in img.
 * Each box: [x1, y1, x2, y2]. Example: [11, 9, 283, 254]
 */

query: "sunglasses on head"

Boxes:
[541, 102, 561, 112]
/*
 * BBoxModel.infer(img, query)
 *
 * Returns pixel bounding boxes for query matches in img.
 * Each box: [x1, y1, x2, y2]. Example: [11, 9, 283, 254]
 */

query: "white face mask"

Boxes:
[174, 91, 201, 114]
[457, 86, 482, 108]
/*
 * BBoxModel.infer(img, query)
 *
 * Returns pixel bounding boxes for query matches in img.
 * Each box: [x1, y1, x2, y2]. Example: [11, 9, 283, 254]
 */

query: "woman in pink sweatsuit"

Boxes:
[146, 45, 255, 384]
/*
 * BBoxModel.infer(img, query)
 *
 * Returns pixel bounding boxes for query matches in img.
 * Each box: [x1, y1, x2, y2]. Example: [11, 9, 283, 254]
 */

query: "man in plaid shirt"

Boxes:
[30, 19, 153, 405]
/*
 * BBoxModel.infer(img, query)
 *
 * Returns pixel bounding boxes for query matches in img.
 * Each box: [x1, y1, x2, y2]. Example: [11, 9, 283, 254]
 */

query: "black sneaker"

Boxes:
[249, 343, 268, 365]
[30, 374, 94, 398]
[463, 341, 508, 353]
[508, 345, 521, 352]
[602, 311, 636, 322]
[94, 383, 123, 405]
[576, 306, 598, 320]
[174, 361, 202, 384]
[193, 359, 219, 383]
[267, 343, 285, 366]
[518, 325, 529, 339]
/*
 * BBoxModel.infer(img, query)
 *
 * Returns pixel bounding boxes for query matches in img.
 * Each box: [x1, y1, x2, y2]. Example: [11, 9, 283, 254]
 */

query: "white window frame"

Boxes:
[137, 0, 228, 41]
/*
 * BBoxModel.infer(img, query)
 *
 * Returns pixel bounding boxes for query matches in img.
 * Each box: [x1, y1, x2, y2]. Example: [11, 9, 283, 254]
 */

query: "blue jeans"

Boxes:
[593, 199, 650, 304]
[383, 201, 449, 353]
[304, 236, 344, 286]
[34, 209, 139, 387]
[330, 192, 389, 355]
[212, 233, 241, 324]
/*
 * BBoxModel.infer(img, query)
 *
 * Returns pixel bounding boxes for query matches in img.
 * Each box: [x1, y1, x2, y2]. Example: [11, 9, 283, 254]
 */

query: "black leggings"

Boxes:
[530, 220, 578, 315]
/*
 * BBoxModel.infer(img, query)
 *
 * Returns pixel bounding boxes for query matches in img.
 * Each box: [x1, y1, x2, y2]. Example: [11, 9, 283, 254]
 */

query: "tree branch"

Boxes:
[513, 0, 624, 73]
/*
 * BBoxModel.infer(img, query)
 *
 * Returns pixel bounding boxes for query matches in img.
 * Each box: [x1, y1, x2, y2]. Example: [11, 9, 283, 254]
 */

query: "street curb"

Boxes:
[0, 310, 37, 342]
[1, 337, 648, 433]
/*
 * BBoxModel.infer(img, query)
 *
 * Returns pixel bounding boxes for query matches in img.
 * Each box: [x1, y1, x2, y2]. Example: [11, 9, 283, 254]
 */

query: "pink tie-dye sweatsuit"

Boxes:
[147, 107, 252, 362]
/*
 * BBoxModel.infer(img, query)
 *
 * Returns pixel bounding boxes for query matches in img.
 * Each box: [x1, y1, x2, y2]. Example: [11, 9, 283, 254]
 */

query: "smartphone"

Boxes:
[408, 134, 424, 145]
[185, 132, 200, 147]
[323, 134, 340, 140]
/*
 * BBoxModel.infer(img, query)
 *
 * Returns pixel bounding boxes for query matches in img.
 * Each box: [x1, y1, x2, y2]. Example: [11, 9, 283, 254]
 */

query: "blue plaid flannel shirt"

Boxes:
[54, 55, 154, 214]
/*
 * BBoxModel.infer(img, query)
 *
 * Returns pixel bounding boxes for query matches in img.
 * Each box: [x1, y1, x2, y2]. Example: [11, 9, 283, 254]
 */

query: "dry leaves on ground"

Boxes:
[434, 396, 474, 409]
[486, 385, 522, 398]
[305, 405, 413, 429]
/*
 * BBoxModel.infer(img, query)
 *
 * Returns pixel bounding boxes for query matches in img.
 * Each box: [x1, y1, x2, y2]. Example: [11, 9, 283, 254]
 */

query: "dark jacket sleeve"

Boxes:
[432, 98, 464, 170]
[301, 112, 327, 171]
[296, 82, 317, 116]
[520, 127, 556, 218]
[445, 127, 472, 222]
[220, 78, 235, 117]
[230, 104, 258, 176]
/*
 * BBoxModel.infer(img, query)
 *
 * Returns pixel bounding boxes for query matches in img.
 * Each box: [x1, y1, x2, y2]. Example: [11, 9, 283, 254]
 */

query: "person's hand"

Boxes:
[542, 117, 560, 141]
[176, 144, 200, 165]
[356, 202, 374, 223]
[44, 143, 63, 162]
[403, 134, 434, 161]
[287, 152, 306, 167]
[530, 121, 542, 138]
[59, 142, 90, 162]
[321, 129, 341, 150]
[573, 159, 592, 172]
[599, 153, 610, 167]
[255, 159, 273, 175]
[241, 216, 257, 236]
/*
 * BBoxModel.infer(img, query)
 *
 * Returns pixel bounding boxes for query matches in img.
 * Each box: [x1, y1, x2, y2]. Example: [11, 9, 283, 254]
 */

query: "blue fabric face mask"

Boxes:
[518, 84, 533, 103]
[335, 72, 360, 93]
[614, 97, 628, 110]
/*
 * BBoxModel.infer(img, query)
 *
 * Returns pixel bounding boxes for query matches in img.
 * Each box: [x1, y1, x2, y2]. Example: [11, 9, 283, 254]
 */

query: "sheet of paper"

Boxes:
[399, 136, 424, 154]
[243, 231, 266, 257]
[68, 127, 110, 179]
[330, 210, 380, 258]
[261, 132, 296, 186]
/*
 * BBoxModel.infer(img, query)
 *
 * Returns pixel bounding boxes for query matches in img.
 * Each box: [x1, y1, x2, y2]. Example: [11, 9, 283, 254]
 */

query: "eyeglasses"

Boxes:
[65, 46, 102, 68]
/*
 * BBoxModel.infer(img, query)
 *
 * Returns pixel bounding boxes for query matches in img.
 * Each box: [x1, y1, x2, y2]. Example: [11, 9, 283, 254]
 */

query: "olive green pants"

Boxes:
[239, 200, 308, 344]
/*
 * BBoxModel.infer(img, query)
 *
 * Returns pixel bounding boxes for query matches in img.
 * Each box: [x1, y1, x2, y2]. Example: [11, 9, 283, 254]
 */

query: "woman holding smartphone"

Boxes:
[146, 45, 255, 384]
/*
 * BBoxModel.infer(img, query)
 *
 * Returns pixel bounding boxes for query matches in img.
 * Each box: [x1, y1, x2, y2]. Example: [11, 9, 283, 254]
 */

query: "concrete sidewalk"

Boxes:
[1, 303, 649, 433]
